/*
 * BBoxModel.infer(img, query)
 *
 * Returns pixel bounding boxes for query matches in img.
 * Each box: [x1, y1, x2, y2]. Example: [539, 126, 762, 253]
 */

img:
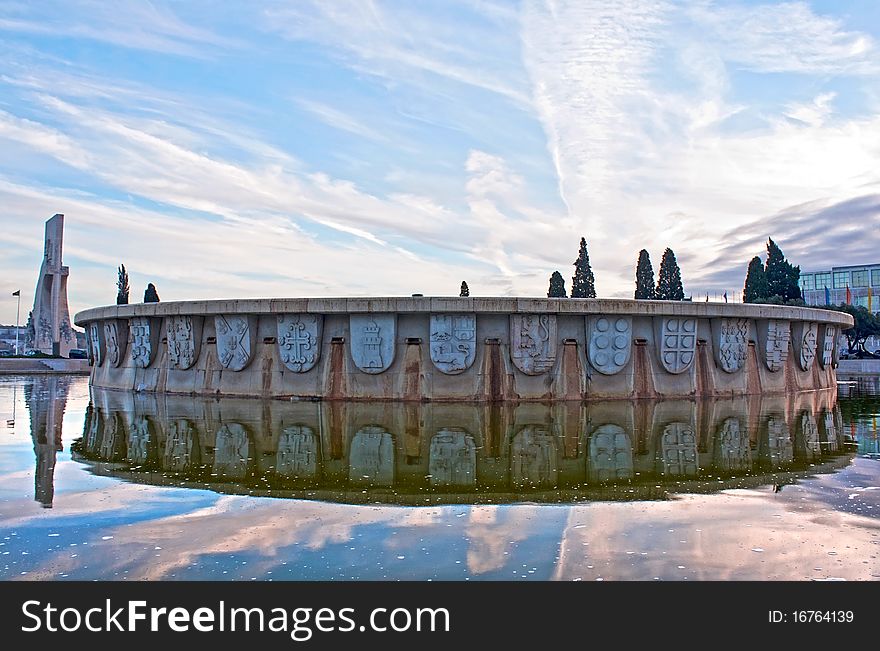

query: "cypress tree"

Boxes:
[656, 248, 685, 300]
[547, 271, 567, 298]
[634, 249, 655, 299]
[743, 256, 768, 303]
[764, 238, 802, 302]
[571, 237, 596, 298]
[459, 281, 469, 297]
[116, 264, 130, 305]
[144, 283, 160, 303]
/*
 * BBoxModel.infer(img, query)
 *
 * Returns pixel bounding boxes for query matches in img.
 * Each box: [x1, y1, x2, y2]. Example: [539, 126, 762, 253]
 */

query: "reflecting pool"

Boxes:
[1, 375, 879, 580]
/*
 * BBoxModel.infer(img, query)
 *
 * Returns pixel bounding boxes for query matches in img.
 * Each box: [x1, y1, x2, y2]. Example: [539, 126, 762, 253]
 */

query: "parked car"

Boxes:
[68, 348, 88, 359]
[0, 350, 12, 357]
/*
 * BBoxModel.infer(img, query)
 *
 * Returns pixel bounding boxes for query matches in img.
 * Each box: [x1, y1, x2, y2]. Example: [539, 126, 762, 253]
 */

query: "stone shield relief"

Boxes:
[818, 325, 836, 369]
[166, 316, 203, 370]
[129, 316, 160, 369]
[103, 319, 128, 368]
[510, 314, 557, 375]
[791, 321, 818, 372]
[215, 314, 257, 372]
[88, 322, 105, 366]
[658, 422, 698, 477]
[755, 319, 791, 373]
[276, 425, 319, 479]
[429, 429, 476, 487]
[510, 425, 558, 488]
[350, 314, 396, 374]
[711, 317, 749, 374]
[587, 316, 632, 375]
[277, 314, 323, 373]
[349, 426, 395, 486]
[429, 314, 476, 375]
[656, 317, 697, 374]
[588, 424, 633, 482]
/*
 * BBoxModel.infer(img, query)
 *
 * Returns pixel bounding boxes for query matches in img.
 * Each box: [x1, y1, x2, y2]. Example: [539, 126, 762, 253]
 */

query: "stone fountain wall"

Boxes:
[74, 297, 853, 401]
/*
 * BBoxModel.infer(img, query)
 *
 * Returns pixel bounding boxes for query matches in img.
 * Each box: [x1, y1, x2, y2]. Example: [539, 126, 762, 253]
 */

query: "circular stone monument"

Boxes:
[74, 297, 853, 401]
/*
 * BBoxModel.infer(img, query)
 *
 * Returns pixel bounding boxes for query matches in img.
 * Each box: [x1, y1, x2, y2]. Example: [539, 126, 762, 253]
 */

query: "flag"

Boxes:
[846, 285, 852, 305]
[12, 290, 20, 296]
[824, 286, 831, 305]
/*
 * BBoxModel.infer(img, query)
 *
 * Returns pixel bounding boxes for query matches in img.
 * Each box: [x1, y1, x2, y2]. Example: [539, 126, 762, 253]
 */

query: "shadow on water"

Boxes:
[69, 386, 860, 505]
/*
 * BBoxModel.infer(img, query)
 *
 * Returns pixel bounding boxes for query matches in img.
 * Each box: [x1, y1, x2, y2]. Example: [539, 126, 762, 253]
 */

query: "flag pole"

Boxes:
[14, 291, 20, 356]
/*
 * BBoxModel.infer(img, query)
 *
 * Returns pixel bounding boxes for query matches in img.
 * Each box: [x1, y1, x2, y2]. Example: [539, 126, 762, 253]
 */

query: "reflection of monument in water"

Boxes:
[27, 214, 75, 357]
[25, 376, 71, 508]
[76, 387, 851, 503]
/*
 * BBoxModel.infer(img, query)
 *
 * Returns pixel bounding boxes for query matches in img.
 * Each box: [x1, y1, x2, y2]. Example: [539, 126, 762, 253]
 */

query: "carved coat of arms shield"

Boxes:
[510, 314, 557, 375]
[791, 321, 818, 372]
[818, 324, 836, 369]
[103, 320, 127, 368]
[166, 316, 203, 370]
[656, 317, 697, 374]
[129, 316, 160, 369]
[429, 314, 476, 375]
[350, 314, 396, 374]
[711, 317, 749, 374]
[587, 316, 632, 375]
[755, 319, 790, 373]
[277, 314, 323, 373]
[215, 314, 257, 372]
[88, 322, 105, 366]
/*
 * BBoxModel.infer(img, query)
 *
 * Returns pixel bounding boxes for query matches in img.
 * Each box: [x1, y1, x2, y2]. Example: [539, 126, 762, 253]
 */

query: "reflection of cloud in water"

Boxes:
[553, 468, 880, 581]
[465, 505, 543, 575]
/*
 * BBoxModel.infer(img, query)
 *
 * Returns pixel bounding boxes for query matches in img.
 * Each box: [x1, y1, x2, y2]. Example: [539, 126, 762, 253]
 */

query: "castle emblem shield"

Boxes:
[350, 314, 396, 374]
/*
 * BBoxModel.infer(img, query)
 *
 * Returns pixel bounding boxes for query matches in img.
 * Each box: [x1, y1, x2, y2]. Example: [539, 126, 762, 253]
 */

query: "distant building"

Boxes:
[0, 325, 27, 353]
[801, 262, 880, 352]
[800, 262, 880, 313]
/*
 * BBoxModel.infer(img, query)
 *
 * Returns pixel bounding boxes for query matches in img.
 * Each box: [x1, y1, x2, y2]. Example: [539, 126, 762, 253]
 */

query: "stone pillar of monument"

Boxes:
[28, 214, 75, 357]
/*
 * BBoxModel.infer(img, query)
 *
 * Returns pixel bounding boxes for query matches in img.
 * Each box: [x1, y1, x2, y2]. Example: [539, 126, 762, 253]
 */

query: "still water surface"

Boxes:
[1, 375, 879, 580]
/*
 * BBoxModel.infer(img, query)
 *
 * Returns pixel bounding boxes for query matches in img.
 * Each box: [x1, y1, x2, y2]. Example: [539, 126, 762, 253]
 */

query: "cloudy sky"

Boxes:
[2, 0, 880, 324]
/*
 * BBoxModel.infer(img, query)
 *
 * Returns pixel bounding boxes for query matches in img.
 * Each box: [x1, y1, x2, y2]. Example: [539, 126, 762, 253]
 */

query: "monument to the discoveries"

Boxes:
[27, 214, 75, 357]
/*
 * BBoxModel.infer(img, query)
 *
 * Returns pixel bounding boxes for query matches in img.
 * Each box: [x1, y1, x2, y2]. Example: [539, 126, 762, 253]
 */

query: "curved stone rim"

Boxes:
[74, 297, 854, 329]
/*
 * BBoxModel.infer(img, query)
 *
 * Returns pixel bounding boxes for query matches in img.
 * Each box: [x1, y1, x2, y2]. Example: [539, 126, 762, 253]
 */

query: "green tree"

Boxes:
[743, 256, 768, 303]
[571, 237, 596, 298]
[634, 249, 655, 299]
[459, 281, 469, 297]
[764, 238, 802, 303]
[656, 248, 685, 300]
[116, 264, 130, 305]
[833, 304, 880, 354]
[547, 271, 567, 297]
[143, 283, 160, 303]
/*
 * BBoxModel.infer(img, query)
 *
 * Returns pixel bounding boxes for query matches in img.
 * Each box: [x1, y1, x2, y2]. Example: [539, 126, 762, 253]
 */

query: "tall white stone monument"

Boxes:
[27, 214, 75, 357]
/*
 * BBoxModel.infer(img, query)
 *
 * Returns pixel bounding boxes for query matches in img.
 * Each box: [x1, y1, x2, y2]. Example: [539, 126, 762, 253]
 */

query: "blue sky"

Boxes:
[1, 0, 880, 323]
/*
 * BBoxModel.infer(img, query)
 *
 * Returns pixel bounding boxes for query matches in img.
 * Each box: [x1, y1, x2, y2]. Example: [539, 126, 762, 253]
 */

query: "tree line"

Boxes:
[545, 239, 686, 301]
[116, 264, 160, 304]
